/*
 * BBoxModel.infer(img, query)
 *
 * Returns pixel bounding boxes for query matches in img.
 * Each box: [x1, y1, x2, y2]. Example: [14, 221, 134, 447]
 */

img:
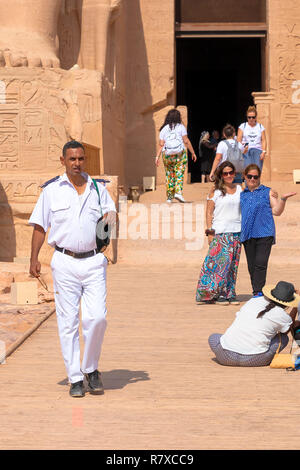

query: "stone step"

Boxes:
[117, 187, 300, 265]
[138, 182, 300, 204]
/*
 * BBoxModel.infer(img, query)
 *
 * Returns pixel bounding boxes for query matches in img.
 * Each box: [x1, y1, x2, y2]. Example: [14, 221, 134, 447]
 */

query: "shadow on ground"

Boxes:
[58, 369, 150, 390]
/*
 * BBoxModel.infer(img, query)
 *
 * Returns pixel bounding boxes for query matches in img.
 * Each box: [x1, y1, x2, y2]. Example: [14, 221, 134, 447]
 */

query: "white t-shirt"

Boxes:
[29, 172, 116, 254]
[208, 185, 242, 234]
[220, 296, 292, 354]
[216, 138, 244, 164]
[159, 123, 187, 153]
[238, 122, 265, 150]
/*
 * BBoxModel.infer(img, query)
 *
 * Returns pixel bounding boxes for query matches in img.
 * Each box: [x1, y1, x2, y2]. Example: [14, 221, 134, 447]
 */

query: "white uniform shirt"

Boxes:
[216, 138, 244, 165]
[220, 296, 292, 354]
[208, 185, 242, 234]
[29, 172, 116, 253]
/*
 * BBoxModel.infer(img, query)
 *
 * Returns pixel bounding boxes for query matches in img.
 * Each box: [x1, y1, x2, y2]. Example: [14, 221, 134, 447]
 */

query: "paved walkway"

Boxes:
[1, 259, 300, 450]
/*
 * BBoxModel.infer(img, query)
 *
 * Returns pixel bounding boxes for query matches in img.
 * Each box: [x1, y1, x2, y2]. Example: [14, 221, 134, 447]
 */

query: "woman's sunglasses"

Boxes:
[222, 170, 235, 176]
[247, 116, 256, 120]
[245, 174, 259, 180]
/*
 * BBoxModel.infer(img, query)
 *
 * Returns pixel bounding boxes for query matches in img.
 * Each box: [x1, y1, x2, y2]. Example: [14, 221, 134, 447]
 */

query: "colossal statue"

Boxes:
[79, 0, 121, 71]
[0, 0, 121, 264]
[0, 0, 62, 67]
[0, 0, 121, 71]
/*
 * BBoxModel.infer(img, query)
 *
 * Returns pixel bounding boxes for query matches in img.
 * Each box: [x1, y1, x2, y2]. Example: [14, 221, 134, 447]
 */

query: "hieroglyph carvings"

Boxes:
[274, 20, 300, 132]
[0, 68, 102, 172]
[0, 73, 65, 171]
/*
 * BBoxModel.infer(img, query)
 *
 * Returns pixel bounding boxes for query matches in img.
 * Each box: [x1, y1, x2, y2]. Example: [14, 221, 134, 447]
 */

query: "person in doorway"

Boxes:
[210, 130, 220, 147]
[208, 281, 300, 367]
[241, 164, 296, 298]
[155, 108, 197, 203]
[29, 140, 117, 398]
[198, 130, 216, 183]
[196, 161, 242, 305]
[209, 124, 247, 183]
[237, 105, 267, 171]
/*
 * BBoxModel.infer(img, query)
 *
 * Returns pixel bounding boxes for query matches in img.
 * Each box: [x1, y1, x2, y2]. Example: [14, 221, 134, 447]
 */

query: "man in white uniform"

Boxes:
[29, 141, 117, 397]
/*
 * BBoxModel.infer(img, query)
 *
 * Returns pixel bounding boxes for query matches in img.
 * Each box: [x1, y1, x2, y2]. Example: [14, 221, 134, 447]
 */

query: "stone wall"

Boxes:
[124, 0, 177, 189]
[0, 66, 118, 264]
[254, 0, 300, 181]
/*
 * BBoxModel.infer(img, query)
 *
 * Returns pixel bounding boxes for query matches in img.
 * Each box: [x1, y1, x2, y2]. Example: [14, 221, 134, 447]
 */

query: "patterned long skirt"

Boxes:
[162, 150, 187, 200]
[196, 232, 241, 302]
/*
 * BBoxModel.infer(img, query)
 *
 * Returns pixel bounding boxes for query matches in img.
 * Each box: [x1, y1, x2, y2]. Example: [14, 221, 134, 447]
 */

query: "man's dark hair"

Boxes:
[223, 124, 235, 139]
[62, 140, 85, 157]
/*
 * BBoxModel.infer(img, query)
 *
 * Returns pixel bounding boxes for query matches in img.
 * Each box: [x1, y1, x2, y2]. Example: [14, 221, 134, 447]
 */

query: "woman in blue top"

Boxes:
[240, 164, 296, 297]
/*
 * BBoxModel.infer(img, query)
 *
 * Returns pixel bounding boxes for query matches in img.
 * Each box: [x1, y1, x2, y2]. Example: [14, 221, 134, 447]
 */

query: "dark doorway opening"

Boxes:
[176, 38, 262, 182]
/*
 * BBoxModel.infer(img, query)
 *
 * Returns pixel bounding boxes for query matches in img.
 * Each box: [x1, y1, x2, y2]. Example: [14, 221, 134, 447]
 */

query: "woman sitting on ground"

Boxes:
[208, 281, 300, 367]
[196, 161, 242, 305]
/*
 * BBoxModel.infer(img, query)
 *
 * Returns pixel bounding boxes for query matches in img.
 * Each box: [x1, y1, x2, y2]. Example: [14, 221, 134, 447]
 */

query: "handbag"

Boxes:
[269, 334, 295, 369]
[92, 179, 111, 254]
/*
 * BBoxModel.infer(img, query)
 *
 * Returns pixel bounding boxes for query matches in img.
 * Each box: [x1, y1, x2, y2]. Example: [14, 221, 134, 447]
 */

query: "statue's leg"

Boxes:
[0, 0, 62, 67]
[79, 0, 121, 71]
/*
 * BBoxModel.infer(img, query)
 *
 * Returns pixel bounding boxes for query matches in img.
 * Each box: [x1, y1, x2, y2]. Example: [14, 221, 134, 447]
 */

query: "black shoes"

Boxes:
[69, 371, 104, 397]
[69, 380, 85, 398]
[85, 370, 104, 394]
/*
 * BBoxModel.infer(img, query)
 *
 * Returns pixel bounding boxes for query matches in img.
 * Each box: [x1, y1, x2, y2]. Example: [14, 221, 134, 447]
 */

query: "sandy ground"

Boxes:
[0, 182, 300, 450]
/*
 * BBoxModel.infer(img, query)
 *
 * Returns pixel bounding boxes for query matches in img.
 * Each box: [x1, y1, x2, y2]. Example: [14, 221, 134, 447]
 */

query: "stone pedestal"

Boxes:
[0, 173, 118, 265]
[0, 66, 119, 264]
[252, 91, 274, 181]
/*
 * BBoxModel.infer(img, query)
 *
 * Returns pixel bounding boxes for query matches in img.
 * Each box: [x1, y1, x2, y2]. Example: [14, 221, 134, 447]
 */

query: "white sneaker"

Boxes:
[166, 199, 172, 203]
[174, 193, 185, 203]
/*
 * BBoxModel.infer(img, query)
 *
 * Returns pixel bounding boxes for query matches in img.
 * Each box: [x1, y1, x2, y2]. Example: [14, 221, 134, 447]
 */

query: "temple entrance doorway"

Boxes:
[176, 37, 263, 182]
[175, 0, 266, 182]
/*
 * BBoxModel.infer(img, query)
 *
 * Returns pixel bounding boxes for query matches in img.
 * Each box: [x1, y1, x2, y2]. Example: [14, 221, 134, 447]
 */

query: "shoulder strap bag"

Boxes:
[269, 333, 295, 370]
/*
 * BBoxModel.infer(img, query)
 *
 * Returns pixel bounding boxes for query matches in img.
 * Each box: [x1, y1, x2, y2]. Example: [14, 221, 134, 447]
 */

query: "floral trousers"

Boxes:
[196, 232, 241, 302]
[162, 150, 187, 200]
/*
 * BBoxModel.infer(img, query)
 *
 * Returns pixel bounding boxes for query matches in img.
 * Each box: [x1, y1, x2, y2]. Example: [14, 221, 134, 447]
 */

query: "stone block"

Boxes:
[11, 281, 38, 305]
[293, 170, 300, 184]
[143, 176, 155, 191]
[13, 257, 30, 264]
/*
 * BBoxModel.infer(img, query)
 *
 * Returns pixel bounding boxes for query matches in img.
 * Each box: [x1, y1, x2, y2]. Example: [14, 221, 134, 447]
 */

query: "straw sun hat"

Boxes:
[262, 281, 300, 308]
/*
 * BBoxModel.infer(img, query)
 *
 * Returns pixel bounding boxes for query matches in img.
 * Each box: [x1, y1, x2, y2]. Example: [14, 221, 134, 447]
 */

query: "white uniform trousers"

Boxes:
[51, 250, 107, 384]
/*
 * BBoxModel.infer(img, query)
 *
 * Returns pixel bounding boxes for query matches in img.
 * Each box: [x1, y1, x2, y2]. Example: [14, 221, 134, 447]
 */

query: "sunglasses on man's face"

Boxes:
[222, 170, 235, 176]
[246, 174, 259, 180]
[247, 116, 256, 120]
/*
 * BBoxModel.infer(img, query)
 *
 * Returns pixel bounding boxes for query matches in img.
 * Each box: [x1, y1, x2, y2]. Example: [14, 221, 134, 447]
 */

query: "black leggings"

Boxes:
[243, 236, 274, 294]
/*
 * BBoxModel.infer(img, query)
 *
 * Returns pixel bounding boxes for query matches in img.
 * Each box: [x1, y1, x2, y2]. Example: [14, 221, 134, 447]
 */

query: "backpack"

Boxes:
[224, 140, 244, 173]
[164, 126, 183, 155]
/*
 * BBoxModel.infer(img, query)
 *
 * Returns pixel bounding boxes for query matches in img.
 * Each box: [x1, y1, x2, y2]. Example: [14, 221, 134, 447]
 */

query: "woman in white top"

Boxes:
[208, 281, 300, 367]
[156, 108, 197, 203]
[196, 161, 242, 305]
[237, 105, 267, 171]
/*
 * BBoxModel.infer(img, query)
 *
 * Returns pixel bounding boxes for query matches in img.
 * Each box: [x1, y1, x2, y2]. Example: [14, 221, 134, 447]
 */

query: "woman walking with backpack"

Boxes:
[209, 124, 247, 184]
[156, 108, 197, 203]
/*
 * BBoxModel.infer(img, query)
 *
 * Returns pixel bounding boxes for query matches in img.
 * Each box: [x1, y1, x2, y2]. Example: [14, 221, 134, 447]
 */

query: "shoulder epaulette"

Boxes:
[93, 178, 110, 184]
[40, 175, 60, 189]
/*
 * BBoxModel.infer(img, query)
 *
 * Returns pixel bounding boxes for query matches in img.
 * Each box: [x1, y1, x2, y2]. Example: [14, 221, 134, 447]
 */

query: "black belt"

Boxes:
[55, 245, 100, 259]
